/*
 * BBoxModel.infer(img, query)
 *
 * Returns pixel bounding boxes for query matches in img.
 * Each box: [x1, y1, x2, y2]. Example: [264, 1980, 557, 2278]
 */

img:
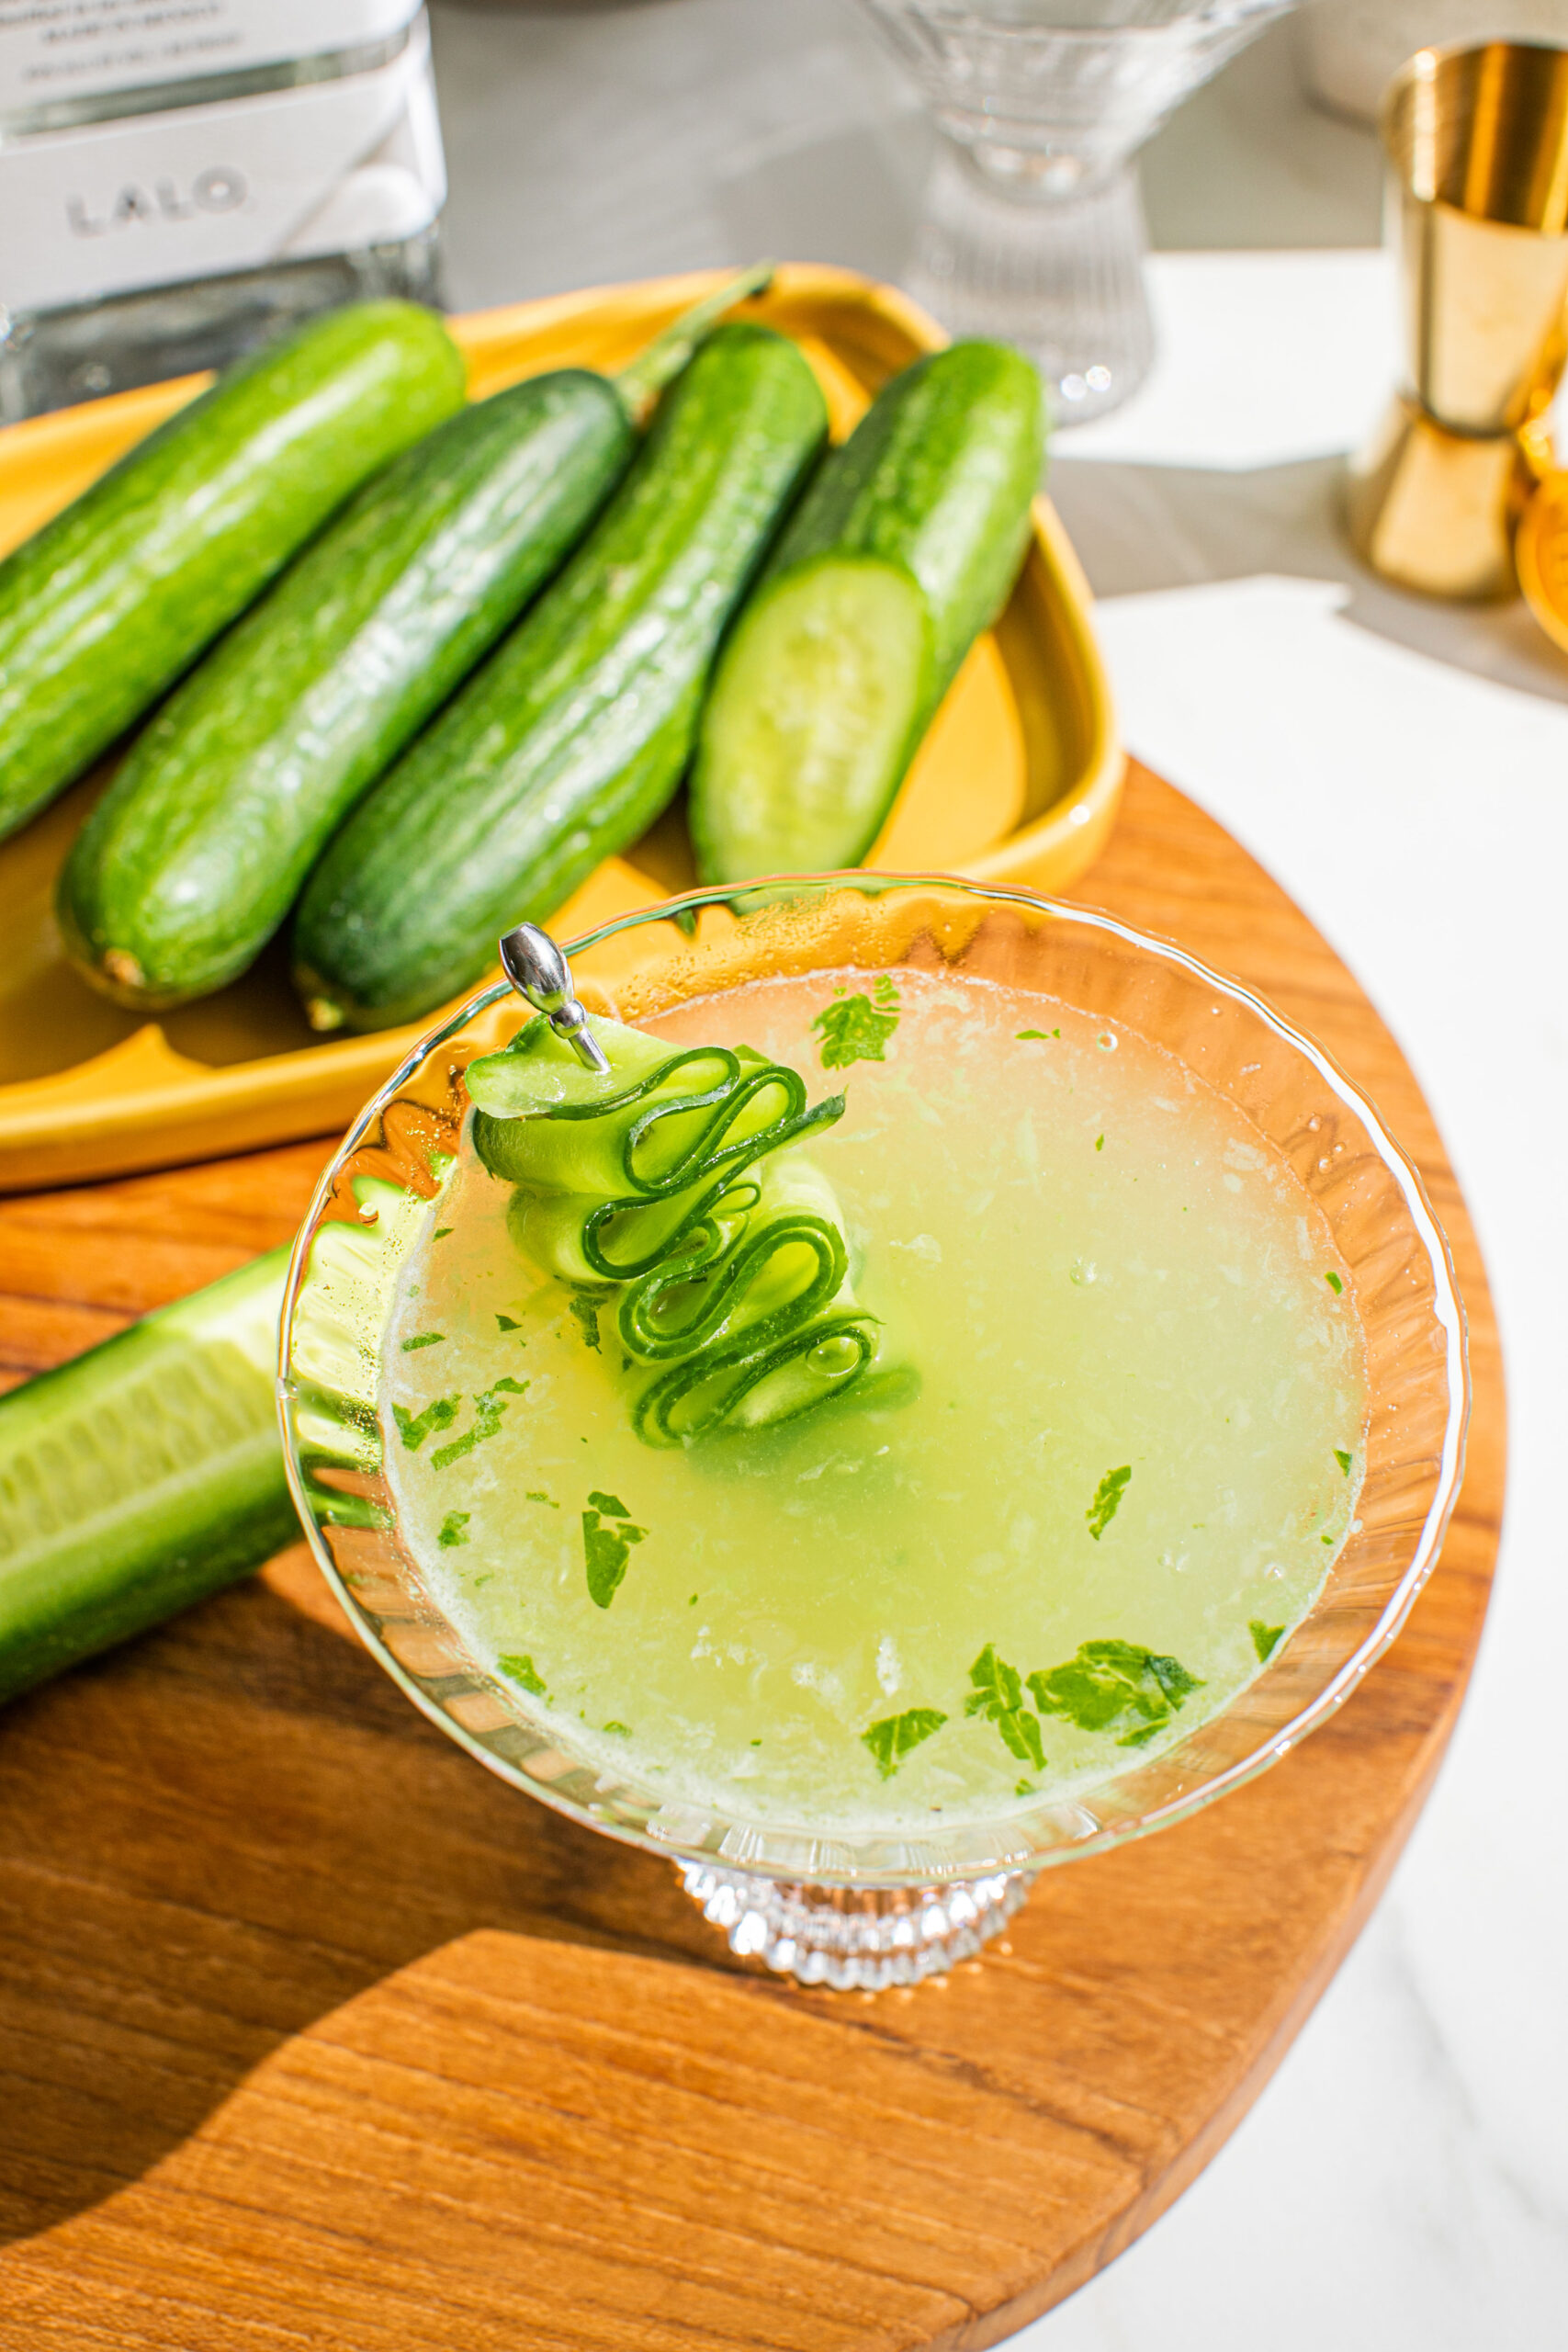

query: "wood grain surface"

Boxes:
[0, 763, 1504, 2352]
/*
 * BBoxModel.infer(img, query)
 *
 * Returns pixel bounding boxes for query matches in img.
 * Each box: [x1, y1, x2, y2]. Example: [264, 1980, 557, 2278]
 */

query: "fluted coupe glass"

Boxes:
[279, 877, 1467, 1989]
[860, 0, 1297, 424]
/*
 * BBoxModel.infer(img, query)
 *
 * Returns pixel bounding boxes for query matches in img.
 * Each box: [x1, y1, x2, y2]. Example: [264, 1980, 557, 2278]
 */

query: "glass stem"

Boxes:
[906, 142, 1155, 429]
[682, 1861, 1031, 1987]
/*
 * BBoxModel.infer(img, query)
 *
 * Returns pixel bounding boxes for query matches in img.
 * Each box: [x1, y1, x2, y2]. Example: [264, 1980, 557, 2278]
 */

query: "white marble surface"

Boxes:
[424, 6, 1567, 2337]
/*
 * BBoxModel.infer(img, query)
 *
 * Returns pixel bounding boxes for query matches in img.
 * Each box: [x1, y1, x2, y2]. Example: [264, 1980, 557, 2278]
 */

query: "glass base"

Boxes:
[681, 1862, 1031, 1988]
[905, 145, 1154, 429]
[0, 228, 444, 423]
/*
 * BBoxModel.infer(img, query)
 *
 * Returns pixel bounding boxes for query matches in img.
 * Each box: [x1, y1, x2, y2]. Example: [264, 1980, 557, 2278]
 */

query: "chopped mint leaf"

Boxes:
[496, 1313, 523, 1332]
[1322, 1532, 1334, 1545]
[1250, 1621, 1285, 1662]
[437, 1510, 470, 1549]
[602, 1720, 630, 1736]
[392, 1395, 460, 1452]
[587, 1489, 630, 1517]
[861, 1706, 948, 1780]
[581, 1505, 649, 1609]
[430, 1383, 521, 1471]
[400, 1331, 446, 1351]
[750, 1738, 762, 1747]
[1028, 1639, 1203, 1747]
[1087, 1464, 1132, 1540]
[498, 1653, 547, 1697]
[570, 1294, 603, 1351]
[1325, 1271, 1344, 1295]
[493, 1375, 529, 1396]
[1095, 1135, 1104, 1151]
[526, 1490, 558, 1508]
[965, 1644, 1045, 1770]
[1334, 1448, 1353, 1476]
[1016, 1029, 1050, 1040]
[689, 1593, 699, 1606]
[873, 973, 900, 1004]
[814, 992, 897, 1069]
[1015, 1780, 1037, 1797]
[433, 1227, 453, 1239]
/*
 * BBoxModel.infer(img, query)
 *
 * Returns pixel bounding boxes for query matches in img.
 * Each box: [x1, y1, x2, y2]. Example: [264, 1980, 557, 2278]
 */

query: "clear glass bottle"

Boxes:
[0, 0, 446, 421]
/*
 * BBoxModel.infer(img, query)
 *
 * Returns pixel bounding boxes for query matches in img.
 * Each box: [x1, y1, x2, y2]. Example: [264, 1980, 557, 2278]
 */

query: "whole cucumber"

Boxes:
[0, 1248, 294, 1706]
[690, 339, 1045, 884]
[0, 300, 467, 843]
[292, 322, 828, 1035]
[57, 371, 633, 1008]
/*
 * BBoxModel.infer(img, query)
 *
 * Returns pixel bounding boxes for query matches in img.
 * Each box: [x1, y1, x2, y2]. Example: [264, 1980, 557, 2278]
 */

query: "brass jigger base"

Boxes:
[1346, 394, 1548, 602]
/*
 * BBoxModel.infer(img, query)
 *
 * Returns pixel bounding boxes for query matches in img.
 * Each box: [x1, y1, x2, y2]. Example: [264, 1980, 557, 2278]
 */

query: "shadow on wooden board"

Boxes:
[0, 1544, 720, 2247]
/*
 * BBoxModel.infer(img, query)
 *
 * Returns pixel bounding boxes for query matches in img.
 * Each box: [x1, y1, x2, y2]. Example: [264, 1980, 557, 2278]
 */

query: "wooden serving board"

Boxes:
[0, 763, 1502, 2352]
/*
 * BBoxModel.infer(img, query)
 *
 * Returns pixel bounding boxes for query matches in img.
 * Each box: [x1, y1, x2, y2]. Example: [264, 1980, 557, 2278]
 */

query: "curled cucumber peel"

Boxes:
[467, 1012, 914, 1444]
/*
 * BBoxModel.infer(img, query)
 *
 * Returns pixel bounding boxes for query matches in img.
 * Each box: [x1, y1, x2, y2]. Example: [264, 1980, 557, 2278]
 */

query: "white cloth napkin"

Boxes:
[1060, 251, 1398, 469]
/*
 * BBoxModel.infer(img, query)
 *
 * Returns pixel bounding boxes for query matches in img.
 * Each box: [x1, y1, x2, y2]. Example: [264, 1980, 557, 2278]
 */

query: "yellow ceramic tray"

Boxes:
[0, 265, 1122, 1192]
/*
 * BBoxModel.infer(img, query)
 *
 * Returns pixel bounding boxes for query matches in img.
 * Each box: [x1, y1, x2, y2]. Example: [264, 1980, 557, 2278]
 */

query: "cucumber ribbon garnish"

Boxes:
[467, 1011, 911, 1444]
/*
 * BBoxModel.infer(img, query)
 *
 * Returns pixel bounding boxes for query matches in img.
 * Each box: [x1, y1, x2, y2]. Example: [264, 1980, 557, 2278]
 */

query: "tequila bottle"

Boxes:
[0, 0, 446, 420]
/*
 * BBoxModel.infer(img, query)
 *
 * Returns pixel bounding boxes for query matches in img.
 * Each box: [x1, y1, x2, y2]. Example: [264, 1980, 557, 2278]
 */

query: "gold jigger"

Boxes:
[1348, 40, 1568, 602]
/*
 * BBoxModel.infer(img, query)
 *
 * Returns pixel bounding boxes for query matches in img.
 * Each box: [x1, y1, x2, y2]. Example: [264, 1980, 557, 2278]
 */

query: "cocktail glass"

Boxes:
[858, 0, 1297, 424]
[278, 876, 1467, 1990]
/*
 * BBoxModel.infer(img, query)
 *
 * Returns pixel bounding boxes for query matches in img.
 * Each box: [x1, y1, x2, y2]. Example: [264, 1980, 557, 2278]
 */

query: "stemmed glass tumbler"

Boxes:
[859, 0, 1297, 424]
[278, 876, 1466, 1991]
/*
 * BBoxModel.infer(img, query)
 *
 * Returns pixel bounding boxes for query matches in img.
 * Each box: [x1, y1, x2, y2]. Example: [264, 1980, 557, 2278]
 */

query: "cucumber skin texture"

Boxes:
[0, 1248, 293, 1707]
[0, 300, 467, 844]
[292, 322, 829, 1035]
[766, 340, 1044, 721]
[690, 340, 1043, 881]
[58, 371, 633, 1009]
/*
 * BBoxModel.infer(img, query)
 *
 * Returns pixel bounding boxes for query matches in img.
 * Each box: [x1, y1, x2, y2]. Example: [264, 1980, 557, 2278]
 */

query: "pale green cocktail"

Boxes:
[383, 963, 1366, 1833]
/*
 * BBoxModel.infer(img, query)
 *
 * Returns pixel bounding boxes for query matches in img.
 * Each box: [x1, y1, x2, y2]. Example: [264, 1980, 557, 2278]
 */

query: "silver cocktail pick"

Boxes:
[498, 922, 610, 1075]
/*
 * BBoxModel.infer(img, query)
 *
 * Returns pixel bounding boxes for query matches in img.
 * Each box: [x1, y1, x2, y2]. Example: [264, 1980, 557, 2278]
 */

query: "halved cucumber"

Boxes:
[0, 1247, 294, 1704]
[689, 552, 930, 881]
[691, 338, 1044, 884]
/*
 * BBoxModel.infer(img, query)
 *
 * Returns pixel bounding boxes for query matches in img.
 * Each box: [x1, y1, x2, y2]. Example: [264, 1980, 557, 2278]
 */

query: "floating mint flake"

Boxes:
[1087, 1464, 1132, 1540]
[1334, 1448, 1353, 1476]
[965, 1644, 1045, 1771]
[1028, 1639, 1203, 1747]
[1250, 1621, 1285, 1662]
[581, 1501, 649, 1609]
[496, 1313, 523, 1332]
[1015, 1027, 1061, 1041]
[1325, 1272, 1344, 1295]
[587, 1489, 630, 1517]
[430, 1380, 526, 1471]
[392, 1395, 460, 1452]
[602, 1721, 631, 1736]
[437, 1510, 469, 1548]
[861, 1706, 948, 1781]
[498, 1653, 547, 1697]
[400, 1331, 446, 1351]
[1095, 1135, 1104, 1151]
[814, 991, 897, 1069]
[433, 1227, 453, 1239]
[526, 1490, 558, 1509]
[570, 1294, 603, 1351]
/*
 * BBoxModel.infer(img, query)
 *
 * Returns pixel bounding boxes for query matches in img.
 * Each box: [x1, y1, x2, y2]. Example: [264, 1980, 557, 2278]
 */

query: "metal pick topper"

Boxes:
[498, 922, 610, 1074]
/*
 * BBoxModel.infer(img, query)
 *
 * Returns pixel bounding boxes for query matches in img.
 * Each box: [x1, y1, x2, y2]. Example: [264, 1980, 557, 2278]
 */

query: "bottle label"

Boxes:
[0, 1, 424, 114]
[0, 12, 445, 314]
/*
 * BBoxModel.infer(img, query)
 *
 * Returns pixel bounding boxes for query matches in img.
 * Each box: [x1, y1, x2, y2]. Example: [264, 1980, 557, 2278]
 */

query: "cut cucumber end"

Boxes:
[692, 553, 930, 884]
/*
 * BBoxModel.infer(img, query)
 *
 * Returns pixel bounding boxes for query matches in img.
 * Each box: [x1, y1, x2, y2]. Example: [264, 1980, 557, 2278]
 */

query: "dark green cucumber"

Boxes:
[0, 300, 466, 844]
[690, 339, 1045, 883]
[0, 1248, 294, 1705]
[292, 321, 828, 1035]
[57, 372, 633, 1009]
